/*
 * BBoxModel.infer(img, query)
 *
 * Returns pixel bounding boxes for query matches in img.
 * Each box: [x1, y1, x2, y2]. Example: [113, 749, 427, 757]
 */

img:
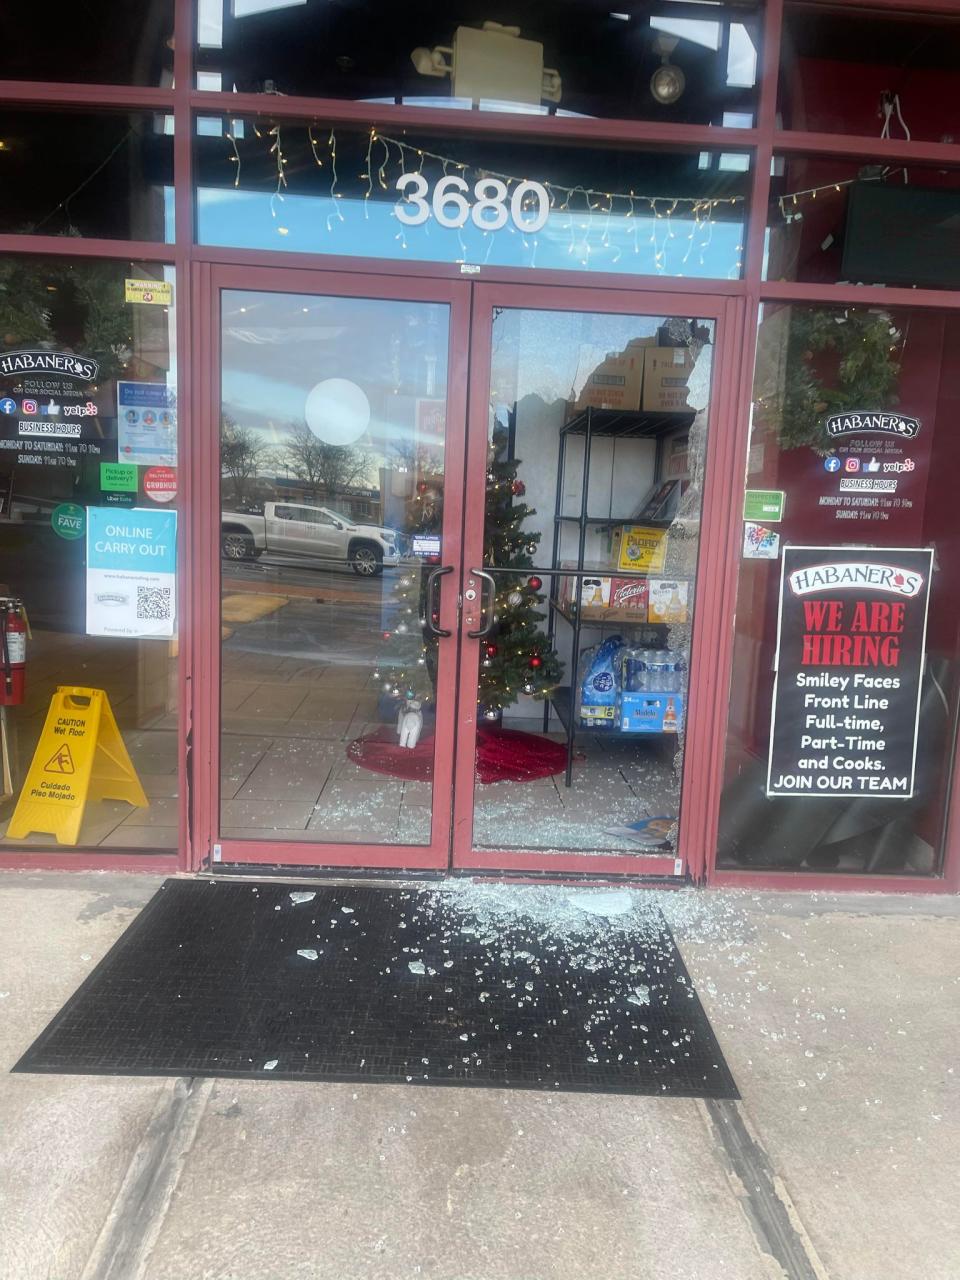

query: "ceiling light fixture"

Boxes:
[411, 21, 561, 105]
[650, 33, 685, 105]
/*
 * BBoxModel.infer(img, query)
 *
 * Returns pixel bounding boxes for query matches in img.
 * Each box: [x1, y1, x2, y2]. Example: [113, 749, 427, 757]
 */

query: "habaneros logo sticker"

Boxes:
[788, 562, 925, 598]
[0, 350, 99, 381]
[825, 412, 921, 440]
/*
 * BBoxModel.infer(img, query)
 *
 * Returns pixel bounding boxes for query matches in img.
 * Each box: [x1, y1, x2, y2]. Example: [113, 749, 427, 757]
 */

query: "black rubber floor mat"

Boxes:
[14, 880, 738, 1098]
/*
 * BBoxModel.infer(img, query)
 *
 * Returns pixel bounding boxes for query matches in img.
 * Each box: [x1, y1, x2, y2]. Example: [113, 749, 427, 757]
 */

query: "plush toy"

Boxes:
[397, 699, 423, 749]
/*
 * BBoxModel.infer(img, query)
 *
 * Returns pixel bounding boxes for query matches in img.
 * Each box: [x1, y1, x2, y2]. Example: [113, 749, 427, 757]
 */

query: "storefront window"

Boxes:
[0, 110, 175, 243]
[718, 303, 960, 875]
[196, 119, 749, 279]
[779, 3, 960, 143]
[195, 0, 760, 125]
[0, 256, 180, 852]
[765, 154, 960, 291]
[0, 3, 175, 87]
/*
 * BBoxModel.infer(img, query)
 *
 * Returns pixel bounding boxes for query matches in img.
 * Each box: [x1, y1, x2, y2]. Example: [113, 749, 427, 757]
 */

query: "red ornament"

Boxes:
[529, 654, 543, 669]
[382, 631, 392, 640]
[511, 479, 526, 496]
[417, 481, 429, 495]
[527, 576, 542, 591]
[485, 643, 498, 657]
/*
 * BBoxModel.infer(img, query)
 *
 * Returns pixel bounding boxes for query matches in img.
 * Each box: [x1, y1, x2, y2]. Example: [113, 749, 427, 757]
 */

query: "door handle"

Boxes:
[423, 565, 453, 638]
[466, 569, 497, 639]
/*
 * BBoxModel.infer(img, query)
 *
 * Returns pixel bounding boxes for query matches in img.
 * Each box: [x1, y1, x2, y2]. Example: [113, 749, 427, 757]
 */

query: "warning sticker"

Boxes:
[44, 744, 76, 774]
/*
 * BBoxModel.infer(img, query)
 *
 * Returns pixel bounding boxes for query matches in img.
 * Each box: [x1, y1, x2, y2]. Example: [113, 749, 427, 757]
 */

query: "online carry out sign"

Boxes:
[766, 545, 933, 799]
[85, 507, 177, 639]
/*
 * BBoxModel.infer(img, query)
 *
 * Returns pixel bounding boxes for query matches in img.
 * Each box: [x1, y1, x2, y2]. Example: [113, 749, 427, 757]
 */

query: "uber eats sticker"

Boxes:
[85, 506, 177, 639]
[767, 545, 933, 799]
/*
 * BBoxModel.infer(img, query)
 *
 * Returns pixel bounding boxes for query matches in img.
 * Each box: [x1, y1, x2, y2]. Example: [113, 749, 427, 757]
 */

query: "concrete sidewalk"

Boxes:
[0, 874, 957, 1280]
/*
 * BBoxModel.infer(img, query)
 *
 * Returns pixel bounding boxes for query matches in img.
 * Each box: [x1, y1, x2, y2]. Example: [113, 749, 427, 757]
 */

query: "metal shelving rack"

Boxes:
[545, 405, 695, 785]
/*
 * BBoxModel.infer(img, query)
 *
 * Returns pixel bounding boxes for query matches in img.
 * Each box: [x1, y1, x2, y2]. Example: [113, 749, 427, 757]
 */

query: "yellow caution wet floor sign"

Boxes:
[6, 687, 148, 845]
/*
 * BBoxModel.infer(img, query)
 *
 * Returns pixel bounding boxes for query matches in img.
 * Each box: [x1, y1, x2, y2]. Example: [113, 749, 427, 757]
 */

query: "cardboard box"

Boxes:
[560, 561, 612, 610]
[620, 692, 684, 733]
[608, 577, 648, 618]
[579, 576, 612, 610]
[574, 338, 654, 413]
[610, 525, 669, 573]
[580, 702, 617, 728]
[648, 579, 689, 624]
[642, 346, 695, 413]
[635, 479, 681, 522]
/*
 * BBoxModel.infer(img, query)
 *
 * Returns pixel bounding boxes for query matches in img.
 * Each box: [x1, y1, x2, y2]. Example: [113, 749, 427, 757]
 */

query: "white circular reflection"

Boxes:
[304, 378, 371, 445]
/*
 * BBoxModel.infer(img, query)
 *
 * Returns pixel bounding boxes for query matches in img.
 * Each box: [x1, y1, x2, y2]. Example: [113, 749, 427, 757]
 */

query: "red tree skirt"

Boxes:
[347, 724, 569, 785]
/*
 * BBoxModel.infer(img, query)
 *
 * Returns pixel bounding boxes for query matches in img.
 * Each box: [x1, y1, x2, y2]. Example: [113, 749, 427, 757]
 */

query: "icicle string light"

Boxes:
[326, 126, 345, 231]
[362, 127, 376, 219]
[218, 123, 801, 271]
[372, 133, 745, 210]
[226, 130, 241, 188]
[224, 123, 763, 219]
[308, 126, 324, 169]
[268, 124, 288, 231]
[776, 171, 895, 221]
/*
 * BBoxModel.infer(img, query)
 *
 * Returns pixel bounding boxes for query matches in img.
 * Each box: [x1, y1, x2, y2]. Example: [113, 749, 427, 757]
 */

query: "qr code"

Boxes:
[136, 586, 172, 621]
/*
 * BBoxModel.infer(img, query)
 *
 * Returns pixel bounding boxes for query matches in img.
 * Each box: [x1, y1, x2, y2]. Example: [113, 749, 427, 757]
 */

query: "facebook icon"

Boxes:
[0, 398, 16, 415]
[823, 455, 841, 473]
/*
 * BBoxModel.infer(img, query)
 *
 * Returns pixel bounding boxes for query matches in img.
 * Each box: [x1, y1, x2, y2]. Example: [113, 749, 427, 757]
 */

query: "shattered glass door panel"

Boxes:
[470, 307, 714, 856]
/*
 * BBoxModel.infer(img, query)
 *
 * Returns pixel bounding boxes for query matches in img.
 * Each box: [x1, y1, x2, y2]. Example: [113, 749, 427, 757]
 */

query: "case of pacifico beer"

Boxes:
[610, 525, 669, 573]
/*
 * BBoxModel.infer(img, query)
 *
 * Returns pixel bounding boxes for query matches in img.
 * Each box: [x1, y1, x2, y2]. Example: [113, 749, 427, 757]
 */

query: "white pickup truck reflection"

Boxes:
[221, 501, 403, 576]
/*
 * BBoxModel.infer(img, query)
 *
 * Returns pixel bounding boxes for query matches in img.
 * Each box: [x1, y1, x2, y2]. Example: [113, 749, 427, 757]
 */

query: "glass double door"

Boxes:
[207, 266, 730, 875]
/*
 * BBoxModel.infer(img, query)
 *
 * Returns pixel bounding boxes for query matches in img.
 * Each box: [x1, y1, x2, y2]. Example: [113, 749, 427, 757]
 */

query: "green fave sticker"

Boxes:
[100, 461, 139, 493]
[743, 489, 785, 523]
[51, 502, 86, 540]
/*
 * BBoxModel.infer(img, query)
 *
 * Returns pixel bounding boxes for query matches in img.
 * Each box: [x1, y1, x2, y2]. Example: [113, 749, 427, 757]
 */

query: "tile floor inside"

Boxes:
[218, 640, 679, 850]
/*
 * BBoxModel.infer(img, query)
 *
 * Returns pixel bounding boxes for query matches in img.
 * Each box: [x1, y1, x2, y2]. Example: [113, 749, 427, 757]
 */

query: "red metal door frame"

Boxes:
[450, 281, 747, 880]
[190, 262, 471, 870]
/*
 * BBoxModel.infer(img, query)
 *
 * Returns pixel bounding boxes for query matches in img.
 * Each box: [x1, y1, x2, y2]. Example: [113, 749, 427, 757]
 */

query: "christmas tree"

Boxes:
[374, 425, 563, 722]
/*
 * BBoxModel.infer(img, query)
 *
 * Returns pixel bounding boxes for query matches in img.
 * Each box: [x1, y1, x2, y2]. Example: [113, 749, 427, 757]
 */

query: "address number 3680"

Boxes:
[395, 172, 551, 233]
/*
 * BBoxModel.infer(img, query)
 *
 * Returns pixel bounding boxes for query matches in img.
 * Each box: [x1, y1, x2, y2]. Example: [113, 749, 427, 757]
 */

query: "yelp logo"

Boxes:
[883, 459, 915, 474]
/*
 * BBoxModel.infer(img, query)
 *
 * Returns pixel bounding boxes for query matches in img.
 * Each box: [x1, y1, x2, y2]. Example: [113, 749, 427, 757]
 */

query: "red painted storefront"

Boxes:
[0, 0, 959, 893]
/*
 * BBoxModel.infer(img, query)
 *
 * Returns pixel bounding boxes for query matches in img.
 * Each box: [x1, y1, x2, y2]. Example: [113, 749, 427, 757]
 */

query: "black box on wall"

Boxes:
[842, 182, 960, 289]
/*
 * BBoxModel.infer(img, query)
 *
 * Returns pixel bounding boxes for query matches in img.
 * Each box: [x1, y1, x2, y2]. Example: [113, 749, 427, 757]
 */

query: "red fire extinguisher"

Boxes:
[0, 598, 27, 707]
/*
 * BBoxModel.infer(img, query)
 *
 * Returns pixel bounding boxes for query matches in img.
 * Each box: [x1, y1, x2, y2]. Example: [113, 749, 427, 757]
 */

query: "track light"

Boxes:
[650, 33, 685, 105]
